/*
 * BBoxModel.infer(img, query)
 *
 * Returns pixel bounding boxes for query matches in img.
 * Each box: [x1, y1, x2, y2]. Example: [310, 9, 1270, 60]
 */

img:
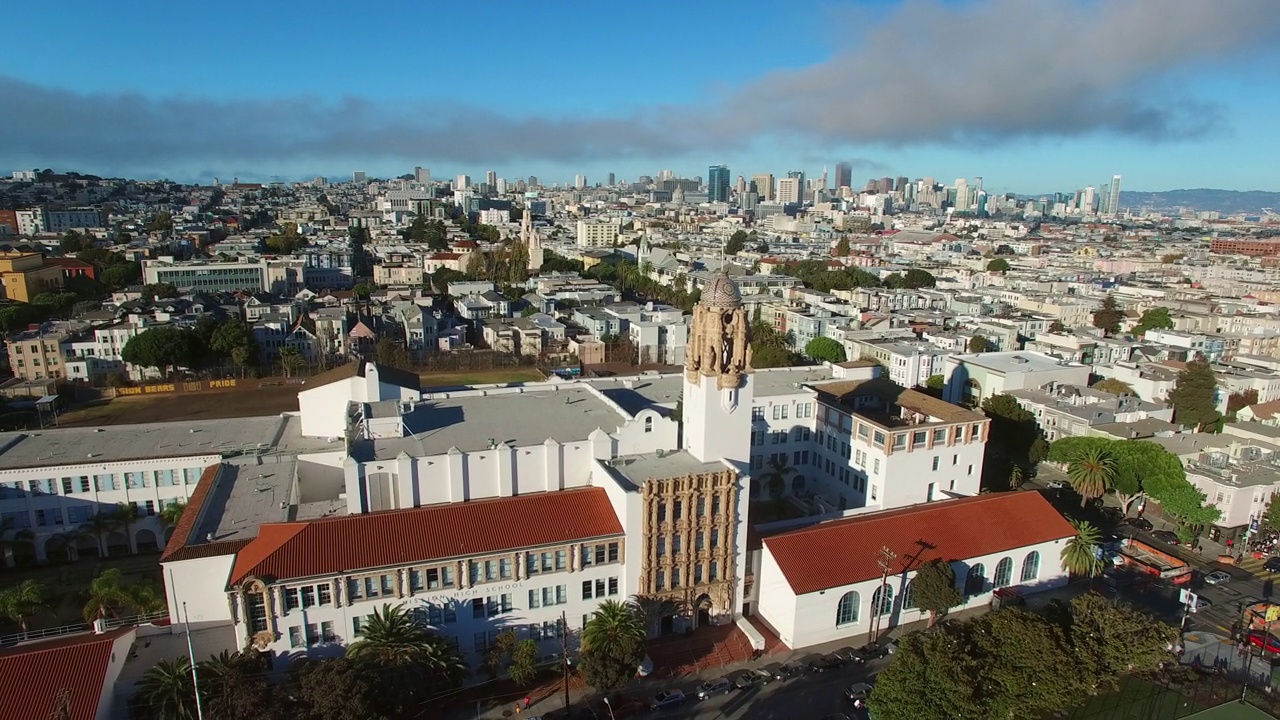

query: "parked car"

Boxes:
[821, 715, 852, 720]
[853, 642, 892, 662]
[1188, 595, 1213, 612]
[649, 690, 685, 711]
[1265, 556, 1280, 573]
[733, 669, 772, 689]
[807, 653, 843, 672]
[1204, 571, 1232, 585]
[1152, 530, 1180, 545]
[1127, 517, 1154, 531]
[696, 678, 734, 700]
[844, 682, 874, 702]
[761, 662, 791, 681]
[885, 637, 900, 655]
[1046, 479, 1066, 489]
[833, 646, 864, 664]
[780, 660, 807, 678]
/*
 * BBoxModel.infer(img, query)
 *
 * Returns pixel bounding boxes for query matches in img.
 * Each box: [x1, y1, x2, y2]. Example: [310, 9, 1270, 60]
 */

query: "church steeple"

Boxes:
[522, 209, 543, 273]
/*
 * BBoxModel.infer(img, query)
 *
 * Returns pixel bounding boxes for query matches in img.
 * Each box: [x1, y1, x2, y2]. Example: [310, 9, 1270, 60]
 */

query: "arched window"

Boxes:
[1021, 551, 1041, 582]
[871, 585, 894, 616]
[965, 563, 986, 596]
[644, 416, 653, 433]
[901, 580, 916, 610]
[836, 591, 860, 626]
[993, 558, 1013, 588]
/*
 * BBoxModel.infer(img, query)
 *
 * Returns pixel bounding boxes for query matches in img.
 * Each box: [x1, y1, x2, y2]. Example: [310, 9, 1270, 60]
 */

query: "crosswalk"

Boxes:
[1237, 555, 1269, 577]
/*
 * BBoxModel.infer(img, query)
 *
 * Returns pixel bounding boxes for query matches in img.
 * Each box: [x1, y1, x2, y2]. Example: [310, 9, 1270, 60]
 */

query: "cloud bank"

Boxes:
[1, 0, 1276, 173]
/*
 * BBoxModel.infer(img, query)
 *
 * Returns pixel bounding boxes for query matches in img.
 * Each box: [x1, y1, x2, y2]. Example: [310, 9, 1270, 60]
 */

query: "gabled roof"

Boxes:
[0, 627, 133, 720]
[229, 487, 623, 585]
[160, 463, 223, 561]
[302, 361, 421, 392]
[762, 493, 1075, 595]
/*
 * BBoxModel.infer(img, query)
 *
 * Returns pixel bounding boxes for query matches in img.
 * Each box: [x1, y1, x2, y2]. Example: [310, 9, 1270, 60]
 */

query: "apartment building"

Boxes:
[5, 326, 76, 381]
[576, 220, 619, 248]
[142, 257, 306, 295]
[941, 351, 1091, 406]
[1008, 383, 1175, 442]
[0, 246, 63, 302]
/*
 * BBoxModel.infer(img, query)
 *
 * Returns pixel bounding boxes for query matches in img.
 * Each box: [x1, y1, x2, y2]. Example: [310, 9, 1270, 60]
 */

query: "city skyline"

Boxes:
[1, 0, 1279, 192]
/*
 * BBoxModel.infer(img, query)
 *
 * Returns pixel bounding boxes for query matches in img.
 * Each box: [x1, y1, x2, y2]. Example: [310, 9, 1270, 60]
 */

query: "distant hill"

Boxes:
[1119, 189, 1280, 215]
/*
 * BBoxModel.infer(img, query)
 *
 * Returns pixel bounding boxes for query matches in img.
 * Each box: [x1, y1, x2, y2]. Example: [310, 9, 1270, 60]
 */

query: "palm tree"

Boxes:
[1007, 465, 1026, 491]
[762, 456, 793, 500]
[129, 581, 168, 616]
[83, 568, 132, 623]
[134, 656, 197, 720]
[278, 346, 305, 378]
[640, 259, 654, 277]
[159, 501, 187, 529]
[347, 602, 435, 664]
[81, 512, 115, 557]
[112, 502, 140, 554]
[582, 599, 647, 661]
[1060, 518, 1104, 578]
[45, 528, 86, 562]
[1067, 446, 1118, 508]
[0, 579, 50, 636]
[629, 594, 685, 637]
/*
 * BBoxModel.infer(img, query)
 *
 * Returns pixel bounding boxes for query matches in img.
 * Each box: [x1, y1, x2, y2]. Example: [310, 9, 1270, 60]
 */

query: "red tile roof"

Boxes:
[0, 627, 133, 720]
[229, 488, 624, 585]
[160, 463, 223, 562]
[762, 493, 1075, 595]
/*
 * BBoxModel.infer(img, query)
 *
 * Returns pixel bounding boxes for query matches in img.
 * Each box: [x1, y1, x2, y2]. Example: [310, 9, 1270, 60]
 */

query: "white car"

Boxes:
[1046, 479, 1066, 489]
[1204, 571, 1232, 585]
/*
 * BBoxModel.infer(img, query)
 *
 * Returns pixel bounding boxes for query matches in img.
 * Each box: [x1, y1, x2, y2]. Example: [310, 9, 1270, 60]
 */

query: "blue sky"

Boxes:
[1, 0, 1278, 193]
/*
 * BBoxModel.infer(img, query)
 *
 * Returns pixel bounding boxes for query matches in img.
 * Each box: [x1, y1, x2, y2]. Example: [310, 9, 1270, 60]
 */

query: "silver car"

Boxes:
[1205, 571, 1231, 585]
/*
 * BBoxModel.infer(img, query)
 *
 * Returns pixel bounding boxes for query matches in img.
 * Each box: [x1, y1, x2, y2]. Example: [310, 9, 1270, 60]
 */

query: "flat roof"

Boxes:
[614, 450, 729, 485]
[355, 386, 626, 460]
[0, 416, 295, 470]
[952, 351, 1083, 374]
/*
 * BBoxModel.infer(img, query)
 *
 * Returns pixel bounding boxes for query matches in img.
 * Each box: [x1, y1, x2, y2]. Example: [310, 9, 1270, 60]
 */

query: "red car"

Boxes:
[1248, 632, 1280, 654]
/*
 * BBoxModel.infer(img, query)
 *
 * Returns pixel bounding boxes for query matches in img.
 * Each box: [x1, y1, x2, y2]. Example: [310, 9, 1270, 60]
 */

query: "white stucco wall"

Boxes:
[756, 537, 1070, 650]
[164, 553, 237, 629]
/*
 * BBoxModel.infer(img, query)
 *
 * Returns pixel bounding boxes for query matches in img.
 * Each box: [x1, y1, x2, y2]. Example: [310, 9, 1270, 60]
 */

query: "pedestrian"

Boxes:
[1228, 538, 1235, 550]
[524, 696, 532, 710]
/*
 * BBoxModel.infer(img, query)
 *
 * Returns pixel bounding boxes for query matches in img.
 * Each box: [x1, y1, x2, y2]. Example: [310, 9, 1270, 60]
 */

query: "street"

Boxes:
[645, 658, 885, 720]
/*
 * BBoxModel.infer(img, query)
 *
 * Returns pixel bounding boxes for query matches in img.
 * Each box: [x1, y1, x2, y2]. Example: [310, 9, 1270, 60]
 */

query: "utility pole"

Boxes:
[560, 610, 571, 713]
[183, 603, 206, 720]
[872, 545, 897, 644]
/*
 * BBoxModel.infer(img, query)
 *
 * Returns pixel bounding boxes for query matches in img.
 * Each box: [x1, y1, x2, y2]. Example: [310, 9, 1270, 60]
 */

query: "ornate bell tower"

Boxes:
[522, 209, 544, 273]
[683, 272, 753, 466]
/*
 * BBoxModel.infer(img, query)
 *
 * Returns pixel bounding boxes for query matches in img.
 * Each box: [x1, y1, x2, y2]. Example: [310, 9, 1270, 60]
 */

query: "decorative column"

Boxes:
[396, 568, 405, 598]
[333, 578, 342, 608]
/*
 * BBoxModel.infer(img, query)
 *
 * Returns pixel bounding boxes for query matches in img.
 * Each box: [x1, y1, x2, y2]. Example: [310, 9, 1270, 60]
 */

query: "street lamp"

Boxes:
[602, 697, 616, 720]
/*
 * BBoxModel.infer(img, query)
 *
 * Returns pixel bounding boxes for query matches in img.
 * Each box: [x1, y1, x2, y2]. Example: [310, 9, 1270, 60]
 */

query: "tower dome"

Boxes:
[701, 271, 742, 309]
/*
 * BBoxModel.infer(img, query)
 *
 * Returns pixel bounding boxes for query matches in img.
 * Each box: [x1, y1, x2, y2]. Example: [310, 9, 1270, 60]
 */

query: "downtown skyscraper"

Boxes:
[708, 164, 731, 204]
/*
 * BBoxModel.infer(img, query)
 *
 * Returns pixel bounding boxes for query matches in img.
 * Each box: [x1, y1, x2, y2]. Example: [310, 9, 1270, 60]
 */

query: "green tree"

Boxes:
[1131, 306, 1174, 337]
[1091, 294, 1123, 337]
[287, 658, 387, 720]
[869, 626, 982, 720]
[1060, 519, 1103, 578]
[980, 394, 1043, 469]
[509, 638, 539, 686]
[1008, 464, 1025, 490]
[1091, 378, 1135, 396]
[925, 374, 944, 390]
[147, 211, 175, 235]
[803, 336, 846, 363]
[1168, 356, 1220, 431]
[1063, 593, 1178, 691]
[967, 609, 1083, 719]
[967, 334, 989, 353]
[347, 603, 467, 711]
[1066, 445, 1117, 507]
[1109, 440, 1186, 518]
[903, 268, 937, 288]
[986, 258, 1010, 272]
[1261, 495, 1280, 534]
[122, 326, 202, 378]
[159, 501, 186, 528]
[1047, 320, 1067, 333]
[134, 656, 197, 719]
[580, 599, 647, 691]
[100, 262, 141, 288]
[277, 346, 306, 378]
[724, 230, 748, 255]
[83, 568, 134, 622]
[1227, 389, 1259, 418]
[911, 559, 962, 627]
[761, 455, 792, 500]
[483, 629, 517, 678]
[198, 650, 276, 720]
[31, 291, 80, 318]
[0, 579, 50, 636]
[374, 339, 412, 370]
[834, 237, 851, 256]
[143, 282, 180, 299]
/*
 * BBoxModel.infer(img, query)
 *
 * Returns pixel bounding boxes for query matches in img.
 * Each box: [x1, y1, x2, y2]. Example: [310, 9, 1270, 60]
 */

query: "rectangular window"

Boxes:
[556, 585, 567, 604]
[541, 552, 554, 573]
[873, 430, 886, 445]
[321, 621, 335, 643]
[658, 502, 667, 522]
[60, 477, 72, 494]
[409, 570, 424, 592]
[710, 562, 719, 581]
[752, 406, 765, 421]
[470, 562, 481, 585]
[529, 589, 541, 609]
[347, 578, 362, 600]
[608, 577, 618, 596]
[365, 577, 378, 598]
[695, 564, 704, 584]
[499, 593, 512, 613]
[290, 626, 304, 648]
[673, 533, 682, 554]
[710, 528, 719, 549]
[306, 623, 319, 646]
[581, 546, 594, 567]
[555, 550, 567, 571]
[933, 428, 947, 444]
[657, 538, 666, 557]
[595, 545, 607, 564]
[284, 588, 299, 612]
[892, 434, 906, 451]
[673, 500, 683, 520]
[526, 554, 540, 576]
[932, 456, 940, 471]
[474, 632, 489, 654]
[873, 459, 881, 475]
[78, 476, 90, 492]
[352, 616, 364, 637]
[472, 598, 485, 619]
[656, 570, 666, 591]
[301, 587, 316, 609]
[671, 571, 680, 589]
[912, 431, 927, 448]
[608, 542, 619, 562]
[318, 584, 332, 606]
[583, 580, 594, 599]
[485, 560, 498, 582]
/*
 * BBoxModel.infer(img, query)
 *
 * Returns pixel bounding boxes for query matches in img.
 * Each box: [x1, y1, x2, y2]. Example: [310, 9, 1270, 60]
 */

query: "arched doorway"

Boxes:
[135, 528, 160, 554]
[105, 531, 130, 557]
[694, 593, 713, 629]
[76, 535, 101, 559]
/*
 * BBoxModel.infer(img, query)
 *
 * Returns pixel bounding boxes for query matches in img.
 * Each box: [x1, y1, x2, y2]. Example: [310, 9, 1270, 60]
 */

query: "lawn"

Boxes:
[418, 368, 546, 390]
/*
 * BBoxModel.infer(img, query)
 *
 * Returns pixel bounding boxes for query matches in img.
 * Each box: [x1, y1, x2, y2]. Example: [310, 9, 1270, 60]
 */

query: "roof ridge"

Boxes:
[765, 493, 1015, 541]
